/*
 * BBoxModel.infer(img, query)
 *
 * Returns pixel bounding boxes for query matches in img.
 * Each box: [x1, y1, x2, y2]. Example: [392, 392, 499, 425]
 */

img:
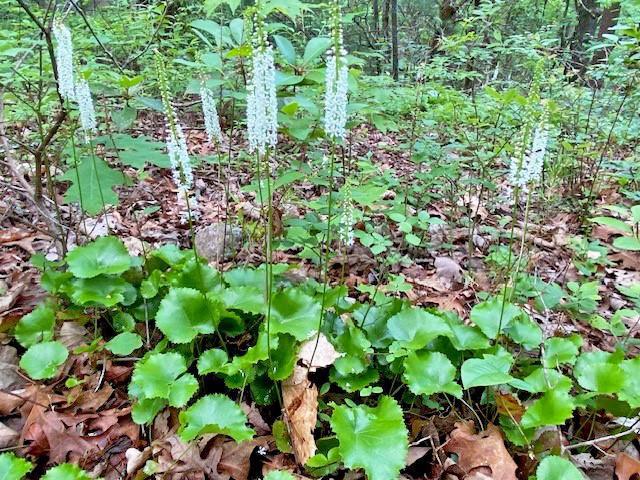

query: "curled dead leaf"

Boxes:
[444, 421, 517, 480]
[282, 366, 318, 465]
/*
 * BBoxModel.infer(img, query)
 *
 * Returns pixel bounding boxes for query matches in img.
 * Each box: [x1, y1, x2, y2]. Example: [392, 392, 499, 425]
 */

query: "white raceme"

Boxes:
[524, 124, 548, 183]
[247, 46, 278, 155]
[508, 113, 549, 190]
[156, 52, 194, 200]
[166, 120, 193, 193]
[324, 49, 349, 140]
[52, 21, 75, 101]
[200, 85, 223, 145]
[74, 77, 97, 142]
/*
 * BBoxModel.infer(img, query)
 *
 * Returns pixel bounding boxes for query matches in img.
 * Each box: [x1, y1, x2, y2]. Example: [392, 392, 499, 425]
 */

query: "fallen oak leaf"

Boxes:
[444, 421, 517, 480]
[219, 436, 271, 480]
[126, 446, 152, 475]
[241, 402, 271, 436]
[616, 453, 640, 480]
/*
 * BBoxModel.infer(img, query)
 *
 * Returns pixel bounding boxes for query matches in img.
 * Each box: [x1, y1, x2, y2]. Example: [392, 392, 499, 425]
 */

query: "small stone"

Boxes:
[194, 223, 243, 264]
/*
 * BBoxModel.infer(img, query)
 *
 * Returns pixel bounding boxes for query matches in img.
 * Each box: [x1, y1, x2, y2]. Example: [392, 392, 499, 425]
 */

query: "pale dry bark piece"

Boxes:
[298, 333, 341, 371]
[282, 365, 318, 465]
[444, 421, 517, 480]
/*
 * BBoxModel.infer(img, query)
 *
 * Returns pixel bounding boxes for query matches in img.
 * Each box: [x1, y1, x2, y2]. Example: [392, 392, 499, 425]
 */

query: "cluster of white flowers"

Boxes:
[52, 21, 75, 101]
[52, 21, 99, 142]
[200, 85, 223, 145]
[339, 183, 355, 247]
[166, 122, 193, 192]
[246, 16, 278, 155]
[324, 2, 349, 141]
[74, 77, 97, 142]
[508, 111, 549, 191]
[524, 121, 549, 182]
[155, 52, 193, 196]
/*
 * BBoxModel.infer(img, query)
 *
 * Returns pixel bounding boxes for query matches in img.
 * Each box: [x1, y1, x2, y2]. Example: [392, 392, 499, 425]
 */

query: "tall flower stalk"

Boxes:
[155, 51, 196, 221]
[156, 51, 227, 353]
[309, 0, 349, 369]
[246, 7, 278, 367]
[74, 76, 97, 143]
[52, 21, 110, 232]
[246, 10, 278, 156]
[498, 95, 550, 334]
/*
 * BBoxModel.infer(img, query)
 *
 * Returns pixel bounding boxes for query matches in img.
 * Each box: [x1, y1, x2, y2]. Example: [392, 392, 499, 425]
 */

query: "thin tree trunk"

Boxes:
[391, 0, 398, 80]
[569, 0, 599, 73]
[382, 0, 391, 38]
[591, 2, 621, 65]
[372, 0, 379, 35]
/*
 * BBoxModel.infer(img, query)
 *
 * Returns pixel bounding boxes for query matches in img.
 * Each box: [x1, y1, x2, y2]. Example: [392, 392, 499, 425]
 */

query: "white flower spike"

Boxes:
[508, 108, 549, 191]
[155, 52, 193, 196]
[200, 84, 223, 145]
[52, 21, 75, 101]
[74, 77, 97, 143]
[246, 12, 278, 155]
[324, 1, 349, 141]
[339, 182, 355, 247]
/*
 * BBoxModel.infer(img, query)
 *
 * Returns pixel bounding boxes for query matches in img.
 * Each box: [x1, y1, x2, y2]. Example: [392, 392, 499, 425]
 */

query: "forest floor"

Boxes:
[1, 116, 640, 479]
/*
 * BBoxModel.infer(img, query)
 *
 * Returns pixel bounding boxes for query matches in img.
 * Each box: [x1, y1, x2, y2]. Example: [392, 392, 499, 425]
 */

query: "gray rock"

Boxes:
[195, 223, 243, 263]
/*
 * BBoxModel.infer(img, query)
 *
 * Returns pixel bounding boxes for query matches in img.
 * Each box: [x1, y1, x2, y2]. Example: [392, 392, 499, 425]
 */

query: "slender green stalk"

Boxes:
[88, 136, 111, 235]
[185, 193, 229, 355]
[308, 142, 336, 370]
[497, 185, 520, 335]
[68, 103, 88, 235]
[512, 189, 533, 290]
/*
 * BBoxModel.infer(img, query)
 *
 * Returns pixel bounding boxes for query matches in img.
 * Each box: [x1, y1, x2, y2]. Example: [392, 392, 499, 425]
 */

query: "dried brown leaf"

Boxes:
[616, 453, 640, 480]
[283, 366, 318, 465]
[444, 421, 517, 480]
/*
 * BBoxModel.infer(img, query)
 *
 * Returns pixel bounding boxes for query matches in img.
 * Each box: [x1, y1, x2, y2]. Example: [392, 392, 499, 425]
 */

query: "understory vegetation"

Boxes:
[1, 0, 640, 479]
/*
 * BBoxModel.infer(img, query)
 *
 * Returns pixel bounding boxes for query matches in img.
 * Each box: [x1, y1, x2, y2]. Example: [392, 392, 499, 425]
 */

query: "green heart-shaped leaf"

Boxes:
[520, 387, 576, 429]
[14, 305, 55, 347]
[330, 396, 408, 480]
[20, 341, 68, 380]
[403, 351, 462, 398]
[461, 353, 514, 389]
[104, 332, 143, 356]
[66, 236, 132, 278]
[535, 456, 585, 480]
[156, 287, 221, 343]
[470, 297, 521, 339]
[129, 352, 198, 409]
[387, 307, 450, 349]
[0, 452, 33, 480]
[179, 394, 255, 442]
[42, 463, 94, 480]
[270, 288, 321, 340]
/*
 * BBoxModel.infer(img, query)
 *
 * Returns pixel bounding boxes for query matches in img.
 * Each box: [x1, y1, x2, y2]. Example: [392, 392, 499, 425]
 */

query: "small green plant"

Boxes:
[591, 204, 640, 251]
